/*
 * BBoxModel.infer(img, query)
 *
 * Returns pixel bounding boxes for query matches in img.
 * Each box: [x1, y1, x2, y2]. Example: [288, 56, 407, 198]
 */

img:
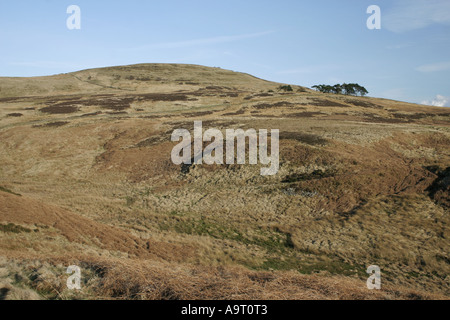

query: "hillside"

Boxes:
[0, 63, 449, 300]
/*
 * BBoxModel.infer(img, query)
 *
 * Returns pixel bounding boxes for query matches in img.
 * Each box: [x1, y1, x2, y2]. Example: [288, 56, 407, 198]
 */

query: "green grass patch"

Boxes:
[259, 256, 300, 271]
[298, 260, 362, 276]
[161, 215, 368, 277]
[260, 256, 365, 277]
[160, 217, 293, 253]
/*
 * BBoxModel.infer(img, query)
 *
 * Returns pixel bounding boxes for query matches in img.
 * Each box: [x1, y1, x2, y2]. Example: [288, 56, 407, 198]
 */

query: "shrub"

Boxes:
[278, 85, 293, 92]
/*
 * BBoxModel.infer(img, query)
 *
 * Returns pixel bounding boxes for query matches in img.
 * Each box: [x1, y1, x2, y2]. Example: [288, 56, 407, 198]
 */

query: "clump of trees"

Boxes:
[312, 83, 368, 96]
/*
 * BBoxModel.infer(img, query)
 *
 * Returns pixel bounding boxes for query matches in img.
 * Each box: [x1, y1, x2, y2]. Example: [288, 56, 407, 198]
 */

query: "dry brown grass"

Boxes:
[1, 256, 446, 300]
[0, 64, 449, 300]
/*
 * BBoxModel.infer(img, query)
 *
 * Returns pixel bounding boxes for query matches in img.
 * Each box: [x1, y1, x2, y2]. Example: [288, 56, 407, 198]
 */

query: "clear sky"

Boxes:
[0, 0, 449, 106]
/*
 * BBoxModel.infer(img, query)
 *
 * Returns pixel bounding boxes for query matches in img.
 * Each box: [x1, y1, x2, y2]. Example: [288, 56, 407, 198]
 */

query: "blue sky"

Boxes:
[0, 0, 449, 106]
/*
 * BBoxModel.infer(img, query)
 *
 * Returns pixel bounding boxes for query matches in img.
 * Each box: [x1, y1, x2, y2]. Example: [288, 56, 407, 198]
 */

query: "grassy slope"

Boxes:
[0, 64, 449, 300]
